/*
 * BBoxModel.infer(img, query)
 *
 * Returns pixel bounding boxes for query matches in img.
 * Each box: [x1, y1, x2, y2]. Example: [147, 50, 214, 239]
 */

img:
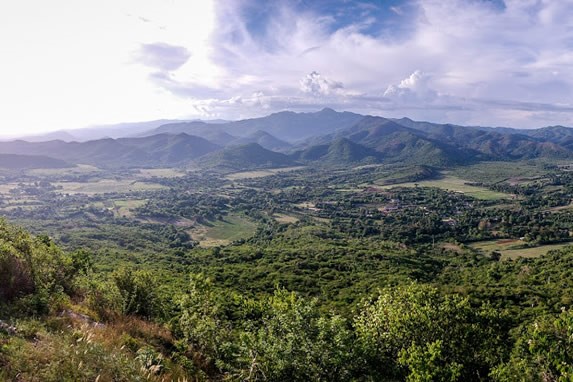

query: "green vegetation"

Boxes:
[2, 141, 573, 380]
[378, 174, 511, 200]
[191, 214, 258, 247]
[469, 239, 573, 260]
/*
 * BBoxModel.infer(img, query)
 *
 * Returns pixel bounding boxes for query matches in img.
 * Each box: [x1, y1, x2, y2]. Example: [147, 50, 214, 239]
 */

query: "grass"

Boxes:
[469, 239, 573, 260]
[225, 166, 305, 180]
[377, 174, 511, 200]
[273, 213, 299, 224]
[136, 168, 186, 178]
[450, 161, 549, 184]
[190, 214, 257, 247]
[26, 164, 101, 176]
[53, 180, 166, 195]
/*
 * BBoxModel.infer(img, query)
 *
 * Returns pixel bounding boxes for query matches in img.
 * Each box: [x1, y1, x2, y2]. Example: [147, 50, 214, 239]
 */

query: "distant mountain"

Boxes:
[117, 134, 221, 164]
[147, 108, 363, 143]
[0, 134, 221, 168]
[292, 138, 381, 165]
[3, 109, 573, 170]
[0, 154, 71, 170]
[519, 126, 573, 150]
[229, 131, 291, 151]
[140, 121, 237, 146]
[391, 118, 572, 160]
[327, 116, 471, 166]
[196, 143, 297, 171]
[16, 131, 78, 143]
[223, 108, 363, 142]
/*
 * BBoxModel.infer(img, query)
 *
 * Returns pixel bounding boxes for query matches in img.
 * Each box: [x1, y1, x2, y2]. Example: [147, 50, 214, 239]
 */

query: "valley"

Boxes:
[3, 109, 573, 381]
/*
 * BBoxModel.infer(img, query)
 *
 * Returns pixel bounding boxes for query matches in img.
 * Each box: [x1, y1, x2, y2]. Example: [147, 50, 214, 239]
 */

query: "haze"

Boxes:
[1, 0, 573, 136]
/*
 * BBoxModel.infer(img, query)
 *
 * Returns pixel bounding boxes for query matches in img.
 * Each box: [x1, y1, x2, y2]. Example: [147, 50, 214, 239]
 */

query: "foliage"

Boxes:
[354, 284, 510, 381]
[492, 309, 573, 381]
[236, 289, 355, 381]
[0, 219, 80, 314]
[112, 267, 164, 319]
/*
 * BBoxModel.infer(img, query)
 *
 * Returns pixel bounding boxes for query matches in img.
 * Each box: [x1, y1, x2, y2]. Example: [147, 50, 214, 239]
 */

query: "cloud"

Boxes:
[134, 42, 191, 71]
[383, 70, 438, 103]
[13, 0, 573, 133]
[300, 71, 344, 96]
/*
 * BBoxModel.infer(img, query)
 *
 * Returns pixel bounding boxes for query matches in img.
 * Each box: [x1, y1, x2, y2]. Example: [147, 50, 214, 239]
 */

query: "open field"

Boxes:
[190, 214, 257, 247]
[377, 175, 511, 200]
[26, 164, 102, 176]
[273, 213, 299, 224]
[53, 179, 166, 194]
[136, 168, 187, 178]
[111, 199, 147, 218]
[0, 183, 18, 195]
[450, 162, 549, 184]
[225, 166, 305, 180]
[469, 239, 573, 260]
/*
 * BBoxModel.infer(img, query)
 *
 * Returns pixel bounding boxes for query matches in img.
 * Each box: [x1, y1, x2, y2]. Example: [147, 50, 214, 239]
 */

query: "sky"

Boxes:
[1, 0, 573, 135]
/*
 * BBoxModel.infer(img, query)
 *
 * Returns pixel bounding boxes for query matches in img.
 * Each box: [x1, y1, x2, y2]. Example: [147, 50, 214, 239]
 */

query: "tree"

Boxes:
[354, 283, 510, 381]
[492, 309, 573, 381]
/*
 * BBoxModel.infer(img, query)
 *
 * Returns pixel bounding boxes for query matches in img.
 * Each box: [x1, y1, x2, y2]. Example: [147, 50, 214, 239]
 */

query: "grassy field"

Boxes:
[225, 166, 305, 180]
[26, 164, 101, 176]
[273, 213, 299, 224]
[377, 175, 511, 200]
[53, 179, 166, 194]
[190, 214, 257, 247]
[469, 239, 573, 260]
[450, 162, 548, 184]
[136, 168, 186, 178]
[111, 199, 147, 218]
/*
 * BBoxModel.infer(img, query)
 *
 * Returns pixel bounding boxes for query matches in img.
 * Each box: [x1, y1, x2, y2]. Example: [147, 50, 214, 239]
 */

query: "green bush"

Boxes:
[492, 309, 573, 381]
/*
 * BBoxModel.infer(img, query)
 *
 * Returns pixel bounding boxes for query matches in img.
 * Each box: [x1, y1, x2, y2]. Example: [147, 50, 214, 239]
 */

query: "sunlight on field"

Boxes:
[53, 179, 166, 194]
[190, 214, 257, 247]
[136, 168, 186, 178]
[26, 164, 101, 176]
[469, 239, 573, 260]
[378, 175, 511, 200]
[450, 162, 549, 184]
[225, 166, 305, 180]
[0, 183, 17, 195]
[273, 213, 299, 224]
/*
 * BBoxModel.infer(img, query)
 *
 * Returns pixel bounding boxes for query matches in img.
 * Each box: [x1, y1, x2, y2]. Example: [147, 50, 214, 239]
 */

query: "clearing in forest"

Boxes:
[378, 174, 511, 200]
[469, 239, 573, 260]
[190, 214, 257, 247]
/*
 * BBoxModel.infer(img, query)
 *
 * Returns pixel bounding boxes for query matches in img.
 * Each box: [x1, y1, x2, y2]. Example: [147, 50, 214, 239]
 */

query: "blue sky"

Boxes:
[1, 0, 573, 135]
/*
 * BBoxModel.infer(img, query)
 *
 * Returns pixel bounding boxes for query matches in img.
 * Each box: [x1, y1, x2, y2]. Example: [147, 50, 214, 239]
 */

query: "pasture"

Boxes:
[469, 239, 573, 260]
[190, 214, 257, 247]
[378, 175, 511, 200]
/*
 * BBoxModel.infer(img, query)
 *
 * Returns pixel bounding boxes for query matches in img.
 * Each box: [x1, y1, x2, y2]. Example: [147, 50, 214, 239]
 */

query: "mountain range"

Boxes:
[1, 108, 573, 171]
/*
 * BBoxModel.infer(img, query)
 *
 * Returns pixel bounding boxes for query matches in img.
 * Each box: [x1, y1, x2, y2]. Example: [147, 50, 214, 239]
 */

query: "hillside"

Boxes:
[521, 126, 573, 150]
[0, 134, 221, 168]
[229, 130, 291, 151]
[224, 108, 363, 142]
[325, 116, 472, 166]
[392, 118, 572, 160]
[196, 143, 297, 171]
[117, 133, 221, 164]
[0, 153, 71, 169]
[292, 137, 382, 165]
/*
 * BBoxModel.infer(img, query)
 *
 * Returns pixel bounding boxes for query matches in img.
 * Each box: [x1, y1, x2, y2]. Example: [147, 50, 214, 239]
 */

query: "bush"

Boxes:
[0, 220, 78, 314]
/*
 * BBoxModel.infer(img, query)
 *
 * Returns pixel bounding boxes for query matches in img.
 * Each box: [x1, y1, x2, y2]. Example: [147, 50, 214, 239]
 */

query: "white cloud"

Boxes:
[300, 71, 344, 96]
[383, 70, 438, 102]
[3, 0, 573, 135]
